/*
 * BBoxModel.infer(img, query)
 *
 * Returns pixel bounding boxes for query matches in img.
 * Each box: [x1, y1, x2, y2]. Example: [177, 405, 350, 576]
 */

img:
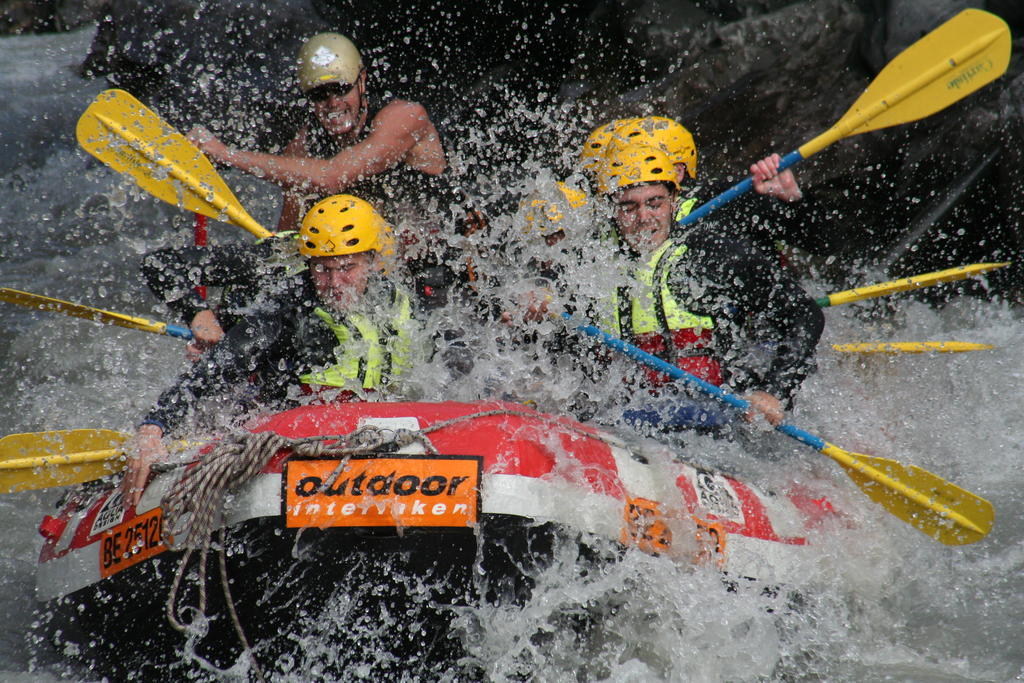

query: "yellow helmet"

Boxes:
[297, 33, 363, 93]
[299, 195, 394, 258]
[522, 182, 588, 237]
[612, 116, 698, 179]
[578, 118, 640, 173]
[596, 144, 679, 195]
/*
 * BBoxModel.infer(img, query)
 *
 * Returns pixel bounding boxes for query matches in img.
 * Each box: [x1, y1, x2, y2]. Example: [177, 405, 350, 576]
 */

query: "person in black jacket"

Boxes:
[588, 144, 824, 431]
[140, 233, 303, 359]
[123, 195, 425, 507]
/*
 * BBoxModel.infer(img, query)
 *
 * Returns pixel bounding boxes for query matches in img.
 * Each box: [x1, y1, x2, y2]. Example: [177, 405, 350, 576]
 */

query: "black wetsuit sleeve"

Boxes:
[140, 242, 274, 322]
[757, 190, 836, 256]
[694, 190, 836, 257]
[141, 306, 293, 432]
[667, 226, 825, 403]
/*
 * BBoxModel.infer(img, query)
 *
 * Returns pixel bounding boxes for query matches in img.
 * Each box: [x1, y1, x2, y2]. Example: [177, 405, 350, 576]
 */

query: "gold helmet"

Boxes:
[613, 116, 698, 179]
[595, 144, 679, 195]
[299, 195, 394, 258]
[578, 118, 640, 173]
[297, 33, 363, 93]
[522, 182, 588, 237]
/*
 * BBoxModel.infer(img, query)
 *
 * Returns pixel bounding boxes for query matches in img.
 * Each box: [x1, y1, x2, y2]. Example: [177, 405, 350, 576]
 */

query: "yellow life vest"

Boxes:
[603, 239, 714, 340]
[673, 196, 698, 223]
[299, 288, 415, 391]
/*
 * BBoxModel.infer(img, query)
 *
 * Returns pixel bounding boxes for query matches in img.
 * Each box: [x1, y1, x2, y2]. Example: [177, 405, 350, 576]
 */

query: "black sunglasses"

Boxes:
[308, 81, 356, 103]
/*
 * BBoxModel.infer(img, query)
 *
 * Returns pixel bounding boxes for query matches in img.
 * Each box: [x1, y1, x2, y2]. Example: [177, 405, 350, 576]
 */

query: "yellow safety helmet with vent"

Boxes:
[613, 116, 698, 179]
[297, 33, 364, 93]
[578, 118, 639, 173]
[596, 144, 679, 195]
[299, 195, 394, 258]
[522, 182, 588, 236]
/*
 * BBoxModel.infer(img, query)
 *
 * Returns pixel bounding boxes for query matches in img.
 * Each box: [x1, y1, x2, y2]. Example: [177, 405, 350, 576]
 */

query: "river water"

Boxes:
[1, 26, 1022, 682]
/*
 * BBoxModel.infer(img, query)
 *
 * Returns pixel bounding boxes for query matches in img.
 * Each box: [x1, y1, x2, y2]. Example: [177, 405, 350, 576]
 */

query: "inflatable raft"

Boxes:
[34, 400, 843, 679]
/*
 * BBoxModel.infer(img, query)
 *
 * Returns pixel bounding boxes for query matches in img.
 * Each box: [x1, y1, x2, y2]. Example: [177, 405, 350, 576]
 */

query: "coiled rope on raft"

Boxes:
[155, 408, 619, 680]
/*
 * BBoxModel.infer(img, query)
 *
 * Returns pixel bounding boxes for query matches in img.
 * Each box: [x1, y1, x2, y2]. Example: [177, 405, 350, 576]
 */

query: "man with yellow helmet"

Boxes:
[123, 195, 425, 507]
[521, 181, 590, 247]
[590, 143, 823, 433]
[580, 116, 811, 249]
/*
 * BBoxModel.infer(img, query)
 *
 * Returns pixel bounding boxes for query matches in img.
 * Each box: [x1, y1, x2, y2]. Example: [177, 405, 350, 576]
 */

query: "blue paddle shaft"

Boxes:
[165, 323, 194, 340]
[679, 150, 804, 227]
[567, 314, 827, 451]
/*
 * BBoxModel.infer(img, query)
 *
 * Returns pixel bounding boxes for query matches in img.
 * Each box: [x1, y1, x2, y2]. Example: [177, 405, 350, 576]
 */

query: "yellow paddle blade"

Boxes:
[0, 429, 129, 493]
[821, 262, 1010, 307]
[800, 9, 1011, 157]
[832, 341, 994, 354]
[1, 287, 165, 335]
[821, 443, 993, 545]
[0, 429, 128, 461]
[77, 89, 272, 239]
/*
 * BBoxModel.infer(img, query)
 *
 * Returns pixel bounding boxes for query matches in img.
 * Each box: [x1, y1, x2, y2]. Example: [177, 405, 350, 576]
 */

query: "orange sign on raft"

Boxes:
[284, 455, 482, 530]
[99, 506, 166, 578]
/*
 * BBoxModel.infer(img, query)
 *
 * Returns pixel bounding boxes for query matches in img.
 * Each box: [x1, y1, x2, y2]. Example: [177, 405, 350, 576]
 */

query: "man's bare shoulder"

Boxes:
[372, 99, 432, 127]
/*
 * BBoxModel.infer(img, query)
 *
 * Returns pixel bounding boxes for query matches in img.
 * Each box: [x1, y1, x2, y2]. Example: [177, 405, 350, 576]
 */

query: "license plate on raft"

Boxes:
[99, 506, 167, 578]
[283, 455, 482, 530]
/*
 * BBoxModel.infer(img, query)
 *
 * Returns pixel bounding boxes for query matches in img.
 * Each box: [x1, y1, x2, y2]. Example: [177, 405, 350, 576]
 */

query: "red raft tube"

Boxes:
[33, 400, 844, 679]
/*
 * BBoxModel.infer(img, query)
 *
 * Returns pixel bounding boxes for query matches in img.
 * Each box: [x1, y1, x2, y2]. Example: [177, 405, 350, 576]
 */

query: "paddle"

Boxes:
[815, 262, 1010, 308]
[0, 430, 202, 493]
[680, 8, 1011, 227]
[76, 89, 273, 240]
[566, 314, 994, 545]
[0, 287, 193, 340]
[832, 341, 993, 354]
[0, 429, 128, 493]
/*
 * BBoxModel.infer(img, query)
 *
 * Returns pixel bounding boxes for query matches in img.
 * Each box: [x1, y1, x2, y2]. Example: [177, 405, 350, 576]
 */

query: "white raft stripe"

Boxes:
[483, 473, 623, 539]
[227, 472, 626, 539]
[37, 470, 625, 601]
[38, 467, 816, 601]
[36, 540, 101, 602]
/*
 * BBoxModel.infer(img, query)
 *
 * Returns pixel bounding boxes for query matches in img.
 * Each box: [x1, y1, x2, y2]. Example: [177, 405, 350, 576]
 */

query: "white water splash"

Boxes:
[1, 25, 1022, 683]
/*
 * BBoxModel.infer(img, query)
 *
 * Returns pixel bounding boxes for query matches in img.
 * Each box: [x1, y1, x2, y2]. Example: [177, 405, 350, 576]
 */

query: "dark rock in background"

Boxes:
[0, 0, 104, 34]
[76, 0, 328, 151]
[3, 0, 1023, 299]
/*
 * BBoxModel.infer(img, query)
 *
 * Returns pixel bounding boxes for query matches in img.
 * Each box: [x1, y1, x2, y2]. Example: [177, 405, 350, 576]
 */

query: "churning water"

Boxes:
[1, 26, 1022, 682]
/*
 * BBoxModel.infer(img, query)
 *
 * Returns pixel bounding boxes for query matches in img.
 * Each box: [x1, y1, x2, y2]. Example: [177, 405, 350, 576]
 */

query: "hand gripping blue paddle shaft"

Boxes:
[566, 314, 822, 448]
[679, 152, 803, 227]
[564, 313, 994, 545]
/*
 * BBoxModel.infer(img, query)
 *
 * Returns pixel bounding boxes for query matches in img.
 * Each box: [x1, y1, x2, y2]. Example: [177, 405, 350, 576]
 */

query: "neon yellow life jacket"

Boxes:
[603, 239, 715, 339]
[299, 287, 415, 391]
[673, 197, 698, 223]
[603, 238, 722, 385]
